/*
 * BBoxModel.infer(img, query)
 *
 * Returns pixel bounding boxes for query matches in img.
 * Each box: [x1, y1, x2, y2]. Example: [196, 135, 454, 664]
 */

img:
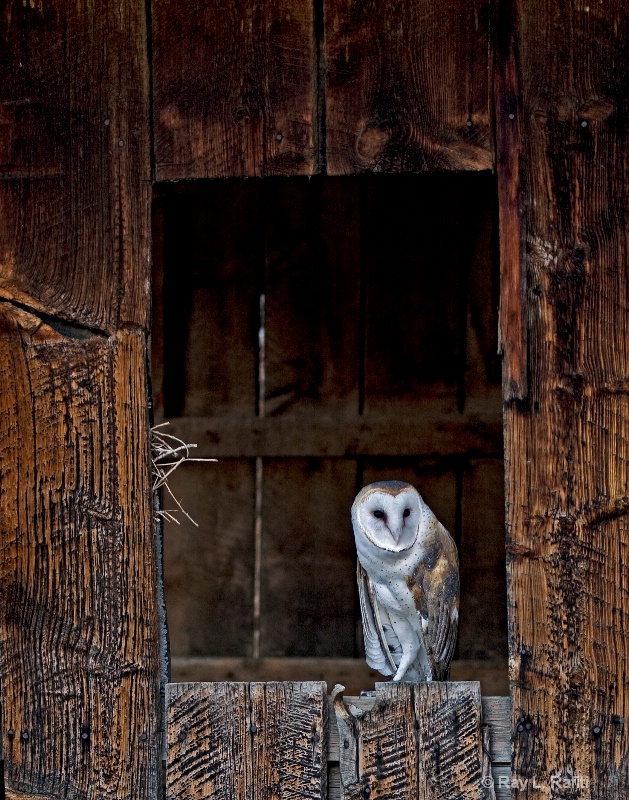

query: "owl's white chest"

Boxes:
[355, 535, 424, 615]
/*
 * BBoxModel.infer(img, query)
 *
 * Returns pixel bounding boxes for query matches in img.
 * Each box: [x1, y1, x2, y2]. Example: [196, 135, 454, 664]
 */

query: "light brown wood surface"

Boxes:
[0, 309, 160, 797]
[152, 0, 317, 179]
[497, 1, 629, 795]
[166, 681, 327, 799]
[324, 0, 492, 173]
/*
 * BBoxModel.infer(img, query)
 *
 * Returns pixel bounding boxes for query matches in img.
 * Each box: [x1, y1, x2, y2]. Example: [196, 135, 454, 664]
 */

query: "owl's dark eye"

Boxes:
[403, 508, 411, 518]
[373, 509, 385, 519]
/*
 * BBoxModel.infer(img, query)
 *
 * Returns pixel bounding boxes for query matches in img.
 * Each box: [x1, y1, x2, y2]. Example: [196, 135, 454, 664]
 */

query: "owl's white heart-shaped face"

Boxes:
[353, 483, 422, 552]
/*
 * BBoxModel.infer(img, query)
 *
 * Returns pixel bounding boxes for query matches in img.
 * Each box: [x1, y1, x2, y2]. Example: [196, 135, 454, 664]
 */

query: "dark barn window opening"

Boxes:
[151, 173, 507, 694]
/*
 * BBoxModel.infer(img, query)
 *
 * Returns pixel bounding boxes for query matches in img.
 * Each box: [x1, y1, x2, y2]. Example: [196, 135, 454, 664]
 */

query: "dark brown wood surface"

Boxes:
[260, 459, 357, 657]
[0, 0, 151, 332]
[159, 182, 262, 418]
[162, 414, 503, 458]
[333, 682, 489, 799]
[166, 681, 327, 799]
[264, 178, 361, 416]
[0, 308, 160, 798]
[497, 1, 629, 795]
[152, 0, 317, 179]
[164, 460, 256, 658]
[324, 0, 492, 174]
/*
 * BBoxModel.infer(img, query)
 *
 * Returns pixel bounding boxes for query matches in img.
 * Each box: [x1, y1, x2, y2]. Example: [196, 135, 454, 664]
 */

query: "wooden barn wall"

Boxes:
[2, 0, 628, 796]
[496, 0, 629, 796]
[0, 2, 161, 798]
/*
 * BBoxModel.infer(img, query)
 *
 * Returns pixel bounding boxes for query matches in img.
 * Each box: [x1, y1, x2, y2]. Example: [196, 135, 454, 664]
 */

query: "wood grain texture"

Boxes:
[415, 682, 488, 800]
[325, 0, 492, 174]
[153, 0, 317, 179]
[260, 459, 356, 657]
[166, 681, 327, 799]
[0, 306, 160, 798]
[333, 682, 490, 799]
[160, 413, 503, 458]
[497, 1, 629, 796]
[328, 693, 511, 763]
[0, 0, 151, 332]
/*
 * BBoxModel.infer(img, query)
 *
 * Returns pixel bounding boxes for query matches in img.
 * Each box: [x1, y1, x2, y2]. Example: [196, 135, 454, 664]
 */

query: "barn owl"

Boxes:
[351, 481, 459, 682]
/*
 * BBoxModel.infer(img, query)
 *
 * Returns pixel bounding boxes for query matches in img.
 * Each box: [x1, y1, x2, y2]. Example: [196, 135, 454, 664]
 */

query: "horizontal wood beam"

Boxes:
[158, 413, 503, 458]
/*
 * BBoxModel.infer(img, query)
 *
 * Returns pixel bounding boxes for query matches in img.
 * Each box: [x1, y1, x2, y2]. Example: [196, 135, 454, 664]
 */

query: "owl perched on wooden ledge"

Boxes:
[351, 481, 459, 682]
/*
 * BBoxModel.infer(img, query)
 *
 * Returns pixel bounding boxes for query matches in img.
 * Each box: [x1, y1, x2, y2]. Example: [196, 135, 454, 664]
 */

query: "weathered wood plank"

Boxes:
[153, 0, 317, 179]
[415, 682, 488, 800]
[497, 1, 629, 796]
[0, 0, 150, 332]
[167, 682, 249, 799]
[333, 682, 490, 799]
[0, 307, 160, 798]
[327, 694, 511, 764]
[166, 682, 327, 799]
[164, 460, 256, 658]
[260, 460, 357, 657]
[324, 0, 492, 174]
[161, 413, 503, 458]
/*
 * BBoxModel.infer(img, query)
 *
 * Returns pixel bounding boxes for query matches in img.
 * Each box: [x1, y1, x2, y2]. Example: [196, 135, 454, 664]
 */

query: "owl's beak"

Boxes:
[389, 525, 402, 544]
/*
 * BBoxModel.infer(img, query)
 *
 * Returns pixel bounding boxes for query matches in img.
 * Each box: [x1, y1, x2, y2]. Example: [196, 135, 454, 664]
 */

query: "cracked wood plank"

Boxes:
[324, 0, 492, 174]
[333, 682, 492, 799]
[0, 305, 160, 798]
[496, 1, 629, 796]
[166, 681, 327, 799]
[0, 0, 151, 332]
[152, 0, 317, 179]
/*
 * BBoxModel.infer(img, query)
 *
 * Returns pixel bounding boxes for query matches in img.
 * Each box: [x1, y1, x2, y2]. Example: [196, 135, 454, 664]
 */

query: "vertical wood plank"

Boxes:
[164, 461, 256, 658]
[249, 682, 327, 799]
[264, 178, 361, 416]
[497, 1, 629, 795]
[166, 682, 326, 799]
[0, 0, 151, 331]
[324, 0, 492, 174]
[167, 682, 249, 799]
[333, 682, 488, 799]
[152, 0, 317, 180]
[458, 460, 507, 661]
[161, 182, 261, 418]
[361, 175, 474, 416]
[0, 308, 160, 798]
[415, 682, 486, 800]
[260, 459, 357, 657]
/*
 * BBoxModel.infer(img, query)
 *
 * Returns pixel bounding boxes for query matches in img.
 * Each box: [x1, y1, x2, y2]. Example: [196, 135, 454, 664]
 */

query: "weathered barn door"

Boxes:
[496, 2, 629, 796]
[3, 0, 629, 798]
[0, 2, 162, 798]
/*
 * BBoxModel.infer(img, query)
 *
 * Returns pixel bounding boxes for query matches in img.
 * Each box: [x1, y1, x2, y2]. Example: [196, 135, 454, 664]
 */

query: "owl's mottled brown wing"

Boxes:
[406, 518, 459, 680]
[357, 561, 396, 676]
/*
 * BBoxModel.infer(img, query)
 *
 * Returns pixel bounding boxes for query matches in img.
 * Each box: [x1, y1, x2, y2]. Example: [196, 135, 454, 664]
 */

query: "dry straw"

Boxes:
[151, 422, 216, 526]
